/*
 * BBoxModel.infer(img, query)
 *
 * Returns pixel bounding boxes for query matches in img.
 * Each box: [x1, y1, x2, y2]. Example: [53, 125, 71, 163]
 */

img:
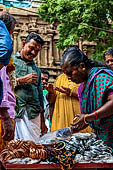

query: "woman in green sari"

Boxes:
[62, 46, 113, 151]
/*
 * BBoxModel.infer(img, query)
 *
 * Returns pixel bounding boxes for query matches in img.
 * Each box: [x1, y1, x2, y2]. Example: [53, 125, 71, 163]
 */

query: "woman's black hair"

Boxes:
[62, 46, 107, 69]
[0, 12, 16, 32]
[103, 48, 113, 59]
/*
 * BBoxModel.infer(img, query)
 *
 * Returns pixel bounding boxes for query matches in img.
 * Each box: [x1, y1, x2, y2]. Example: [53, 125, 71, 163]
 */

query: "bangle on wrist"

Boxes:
[95, 111, 98, 120]
[84, 114, 89, 124]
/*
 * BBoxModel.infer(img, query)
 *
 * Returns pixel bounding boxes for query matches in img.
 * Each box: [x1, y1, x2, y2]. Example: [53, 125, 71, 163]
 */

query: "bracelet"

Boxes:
[95, 111, 98, 120]
[84, 114, 89, 124]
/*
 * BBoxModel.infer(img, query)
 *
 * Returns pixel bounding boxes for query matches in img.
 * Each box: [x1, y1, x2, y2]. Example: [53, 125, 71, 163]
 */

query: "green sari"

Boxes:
[79, 67, 113, 148]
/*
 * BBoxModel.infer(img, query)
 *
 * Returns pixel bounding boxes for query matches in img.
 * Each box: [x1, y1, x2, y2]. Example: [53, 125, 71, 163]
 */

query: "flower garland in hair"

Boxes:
[6, 56, 15, 73]
[6, 56, 17, 94]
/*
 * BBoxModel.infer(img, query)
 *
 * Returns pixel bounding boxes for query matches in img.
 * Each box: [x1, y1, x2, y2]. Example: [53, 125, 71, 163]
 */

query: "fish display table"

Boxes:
[5, 163, 113, 169]
[2, 133, 113, 170]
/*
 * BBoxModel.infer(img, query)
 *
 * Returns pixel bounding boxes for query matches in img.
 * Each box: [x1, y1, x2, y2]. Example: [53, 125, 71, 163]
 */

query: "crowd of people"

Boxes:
[1, 12, 113, 169]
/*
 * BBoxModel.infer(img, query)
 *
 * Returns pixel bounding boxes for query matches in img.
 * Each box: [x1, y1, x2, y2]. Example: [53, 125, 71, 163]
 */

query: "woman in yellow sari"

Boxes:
[51, 72, 80, 131]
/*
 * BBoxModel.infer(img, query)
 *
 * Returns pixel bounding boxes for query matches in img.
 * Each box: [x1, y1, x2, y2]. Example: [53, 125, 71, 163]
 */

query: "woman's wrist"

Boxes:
[95, 111, 99, 120]
[84, 114, 89, 124]
[84, 112, 96, 124]
[0, 110, 10, 121]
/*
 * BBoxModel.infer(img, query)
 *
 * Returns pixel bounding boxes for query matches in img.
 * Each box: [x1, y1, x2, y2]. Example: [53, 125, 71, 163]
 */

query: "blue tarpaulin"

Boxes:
[0, 20, 13, 66]
[0, 0, 31, 8]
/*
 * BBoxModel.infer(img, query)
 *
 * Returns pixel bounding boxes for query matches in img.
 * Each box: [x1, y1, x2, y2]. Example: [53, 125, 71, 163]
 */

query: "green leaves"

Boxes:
[38, 0, 113, 59]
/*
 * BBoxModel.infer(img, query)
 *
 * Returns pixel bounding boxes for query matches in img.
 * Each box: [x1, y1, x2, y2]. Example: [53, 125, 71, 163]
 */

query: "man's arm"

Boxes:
[0, 108, 14, 141]
[71, 94, 113, 133]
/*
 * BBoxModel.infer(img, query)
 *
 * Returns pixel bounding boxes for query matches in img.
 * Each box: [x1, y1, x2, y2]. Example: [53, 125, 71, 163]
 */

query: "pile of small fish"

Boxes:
[4, 157, 41, 164]
[61, 133, 113, 163]
[4, 133, 113, 165]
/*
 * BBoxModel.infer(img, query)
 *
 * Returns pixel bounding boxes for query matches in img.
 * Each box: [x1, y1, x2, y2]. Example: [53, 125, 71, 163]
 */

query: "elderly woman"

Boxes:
[104, 48, 113, 70]
[62, 46, 113, 150]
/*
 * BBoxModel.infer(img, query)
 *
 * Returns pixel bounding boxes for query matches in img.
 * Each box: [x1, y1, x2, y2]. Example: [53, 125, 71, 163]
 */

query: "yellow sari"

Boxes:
[51, 73, 92, 133]
[51, 73, 80, 131]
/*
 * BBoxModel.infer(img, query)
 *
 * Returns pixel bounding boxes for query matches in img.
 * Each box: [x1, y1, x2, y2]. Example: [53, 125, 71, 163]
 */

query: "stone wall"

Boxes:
[0, 3, 95, 83]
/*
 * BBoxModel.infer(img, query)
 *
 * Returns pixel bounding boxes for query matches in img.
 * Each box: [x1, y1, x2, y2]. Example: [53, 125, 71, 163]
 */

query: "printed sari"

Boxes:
[78, 67, 113, 148]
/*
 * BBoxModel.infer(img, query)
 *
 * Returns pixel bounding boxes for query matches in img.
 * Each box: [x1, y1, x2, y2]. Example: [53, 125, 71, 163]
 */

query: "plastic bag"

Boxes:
[36, 127, 72, 145]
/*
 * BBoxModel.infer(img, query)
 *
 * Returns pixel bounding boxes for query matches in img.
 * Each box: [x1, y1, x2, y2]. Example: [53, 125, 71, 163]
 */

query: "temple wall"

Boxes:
[0, 2, 95, 83]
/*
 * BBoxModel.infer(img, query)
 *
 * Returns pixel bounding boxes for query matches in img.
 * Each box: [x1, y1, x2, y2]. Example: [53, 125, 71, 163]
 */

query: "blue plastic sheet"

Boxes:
[0, 0, 31, 8]
[0, 20, 13, 66]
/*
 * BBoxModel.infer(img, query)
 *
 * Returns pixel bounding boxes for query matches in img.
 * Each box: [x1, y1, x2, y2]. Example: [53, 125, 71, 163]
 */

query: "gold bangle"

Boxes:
[84, 114, 89, 124]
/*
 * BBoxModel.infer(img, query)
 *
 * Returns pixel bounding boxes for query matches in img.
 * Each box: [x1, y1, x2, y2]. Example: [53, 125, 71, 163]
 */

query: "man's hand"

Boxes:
[17, 73, 38, 85]
[40, 109, 48, 136]
[0, 108, 14, 141]
[41, 125, 48, 136]
[2, 118, 14, 141]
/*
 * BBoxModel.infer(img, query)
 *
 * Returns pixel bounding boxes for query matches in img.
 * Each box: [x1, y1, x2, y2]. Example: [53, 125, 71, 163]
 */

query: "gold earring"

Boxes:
[82, 68, 86, 71]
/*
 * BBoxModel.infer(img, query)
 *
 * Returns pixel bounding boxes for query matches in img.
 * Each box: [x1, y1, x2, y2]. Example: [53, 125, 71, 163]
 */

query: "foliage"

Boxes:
[38, 0, 113, 60]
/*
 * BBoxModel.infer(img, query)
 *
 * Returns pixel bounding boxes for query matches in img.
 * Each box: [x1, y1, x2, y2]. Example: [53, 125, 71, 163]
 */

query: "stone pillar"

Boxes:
[48, 34, 54, 66]
[13, 31, 18, 54]
[55, 44, 60, 63]
[37, 52, 41, 66]
[42, 41, 48, 66]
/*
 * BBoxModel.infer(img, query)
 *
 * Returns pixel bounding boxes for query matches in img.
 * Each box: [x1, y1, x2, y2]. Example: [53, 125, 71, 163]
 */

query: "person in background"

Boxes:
[0, 58, 16, 152]
[62, 46, 113, 152]
[104, 48, 113, 70]
[14, 33, 47, 142]
[0, 12, 16, 152]
[41, 69, 51, 132]
[46, 50, 92, 133]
